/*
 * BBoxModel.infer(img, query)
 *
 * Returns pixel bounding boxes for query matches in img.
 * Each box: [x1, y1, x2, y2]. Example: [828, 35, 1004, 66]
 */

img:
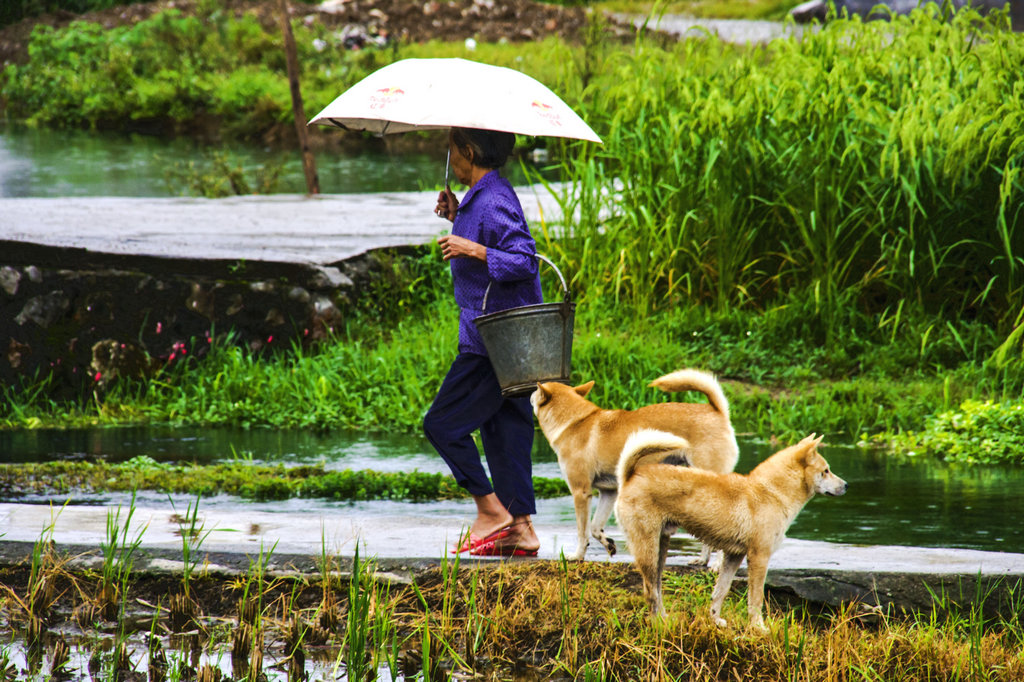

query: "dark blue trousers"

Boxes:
[423, 353, 536, 516]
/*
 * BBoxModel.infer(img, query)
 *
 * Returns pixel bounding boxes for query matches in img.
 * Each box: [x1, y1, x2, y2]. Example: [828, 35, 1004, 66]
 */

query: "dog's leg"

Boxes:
[618, 510, 664, 616]
[570, 486, 592, 560]
[744, 550, 770, 633]
[709, 552, 744, 628]
[692, 543, 712, 568]
[636, 532, 666, 617]
[653, 523, 675, 611]
[694, 545, 722, 571]
[590, 489, 618, 556]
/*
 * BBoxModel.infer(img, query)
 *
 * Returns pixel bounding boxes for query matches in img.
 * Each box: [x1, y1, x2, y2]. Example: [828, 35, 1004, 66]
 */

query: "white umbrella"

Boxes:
[309, 57, 602, 144]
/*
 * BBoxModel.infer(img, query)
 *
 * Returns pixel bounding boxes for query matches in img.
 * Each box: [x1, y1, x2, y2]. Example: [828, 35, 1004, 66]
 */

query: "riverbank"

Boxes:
[4, 500, 1024, 617]
[2, 500, 1023, 681]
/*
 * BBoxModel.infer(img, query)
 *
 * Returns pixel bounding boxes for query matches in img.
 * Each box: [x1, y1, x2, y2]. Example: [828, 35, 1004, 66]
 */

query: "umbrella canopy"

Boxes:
[309, 57, 601, 143]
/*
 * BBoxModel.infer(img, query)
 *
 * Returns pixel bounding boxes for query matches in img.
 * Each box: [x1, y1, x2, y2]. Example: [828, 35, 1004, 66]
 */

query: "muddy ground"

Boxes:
[0, 0, 636, 68]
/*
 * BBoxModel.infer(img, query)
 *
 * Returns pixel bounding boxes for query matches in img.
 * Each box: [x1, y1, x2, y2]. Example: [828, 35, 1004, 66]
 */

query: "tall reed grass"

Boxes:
[544, 6, 1024, 350]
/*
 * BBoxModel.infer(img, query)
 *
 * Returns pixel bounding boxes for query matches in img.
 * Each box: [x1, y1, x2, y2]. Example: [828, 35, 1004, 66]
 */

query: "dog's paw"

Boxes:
[747, 619, 768, 634]
[713, 616, 728, 628]
[603, 538, 617, 556]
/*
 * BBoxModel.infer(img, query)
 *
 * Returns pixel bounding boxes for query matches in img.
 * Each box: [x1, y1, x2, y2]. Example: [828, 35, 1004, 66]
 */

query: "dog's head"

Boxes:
[530, 380, 595, 417]
[797, 434, 848, 497]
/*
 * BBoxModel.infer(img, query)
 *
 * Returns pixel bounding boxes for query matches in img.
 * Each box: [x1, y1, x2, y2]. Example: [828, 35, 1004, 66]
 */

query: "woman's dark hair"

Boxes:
[451, 127, 516, 169]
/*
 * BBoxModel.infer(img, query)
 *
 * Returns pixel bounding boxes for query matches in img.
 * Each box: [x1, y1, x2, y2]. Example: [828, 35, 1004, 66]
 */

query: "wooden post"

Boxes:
[278, 0, 320, 195]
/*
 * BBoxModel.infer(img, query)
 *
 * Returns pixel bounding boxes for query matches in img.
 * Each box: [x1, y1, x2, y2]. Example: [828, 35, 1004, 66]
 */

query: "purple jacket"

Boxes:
[450, 170, 543, 355]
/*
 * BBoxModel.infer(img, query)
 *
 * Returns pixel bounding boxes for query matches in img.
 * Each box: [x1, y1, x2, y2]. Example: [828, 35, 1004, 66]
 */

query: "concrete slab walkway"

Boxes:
[0, 187, 567, 266]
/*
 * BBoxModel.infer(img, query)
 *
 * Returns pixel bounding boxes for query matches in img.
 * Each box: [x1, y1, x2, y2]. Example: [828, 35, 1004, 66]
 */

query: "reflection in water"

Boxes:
[742, 441, 1024, 554]
[0, 126, 550, 198]
[1, 426, 1021, 553]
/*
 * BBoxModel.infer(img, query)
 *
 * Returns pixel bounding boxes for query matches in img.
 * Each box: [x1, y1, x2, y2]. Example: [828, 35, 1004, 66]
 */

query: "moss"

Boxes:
[0, 459, 570, 503]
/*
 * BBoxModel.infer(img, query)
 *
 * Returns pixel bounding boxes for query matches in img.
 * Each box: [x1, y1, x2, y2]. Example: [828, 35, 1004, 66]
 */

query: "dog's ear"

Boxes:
[574, 380, 595, 397]
[796, 434, 824, 462]
[534, 382, 552, 405]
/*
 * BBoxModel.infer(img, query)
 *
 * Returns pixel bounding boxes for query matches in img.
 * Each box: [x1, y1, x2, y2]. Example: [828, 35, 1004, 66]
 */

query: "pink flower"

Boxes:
[94, 372, 103, 382]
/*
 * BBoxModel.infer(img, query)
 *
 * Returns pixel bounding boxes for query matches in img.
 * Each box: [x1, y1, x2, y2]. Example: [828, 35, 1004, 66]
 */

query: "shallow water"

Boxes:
[2, 426, 1022, 553]
[0, 126, 548, 198]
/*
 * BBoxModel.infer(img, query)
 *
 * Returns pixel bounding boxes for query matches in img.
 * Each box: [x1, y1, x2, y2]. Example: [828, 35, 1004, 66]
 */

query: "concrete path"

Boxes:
[0, 186, 567, 266]
[3, 501, 1021, 611]
[616, 13, 811, 44]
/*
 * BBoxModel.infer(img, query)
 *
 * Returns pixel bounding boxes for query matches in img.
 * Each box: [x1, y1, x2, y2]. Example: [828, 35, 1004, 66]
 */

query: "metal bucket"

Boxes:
[474, 254, 575, 398]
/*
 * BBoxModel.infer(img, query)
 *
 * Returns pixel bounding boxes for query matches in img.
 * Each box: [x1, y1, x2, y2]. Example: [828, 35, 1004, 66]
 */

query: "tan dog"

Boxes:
[615, 429, 847, 632]
[531, 369, 738, 561]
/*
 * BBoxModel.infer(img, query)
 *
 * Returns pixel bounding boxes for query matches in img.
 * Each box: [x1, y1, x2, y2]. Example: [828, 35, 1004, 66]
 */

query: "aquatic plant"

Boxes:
[162, 149, 286, 198]
[0, 459, 572, 504]
[883, 399, 1024, 464]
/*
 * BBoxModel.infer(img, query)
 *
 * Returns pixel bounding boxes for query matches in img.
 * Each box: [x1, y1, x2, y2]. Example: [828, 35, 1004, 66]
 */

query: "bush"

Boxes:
[886, 400, 1024, 464]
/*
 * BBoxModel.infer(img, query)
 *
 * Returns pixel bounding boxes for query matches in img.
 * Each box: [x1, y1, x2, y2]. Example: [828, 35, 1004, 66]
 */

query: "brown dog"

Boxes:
[615, 429, 847, 631]
[531, 369, 738, 561]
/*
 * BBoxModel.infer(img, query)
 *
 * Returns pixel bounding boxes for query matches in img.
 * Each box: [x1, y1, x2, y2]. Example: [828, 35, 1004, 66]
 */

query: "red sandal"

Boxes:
[451, 524, 515, 554]
[471, 542, 538, 557]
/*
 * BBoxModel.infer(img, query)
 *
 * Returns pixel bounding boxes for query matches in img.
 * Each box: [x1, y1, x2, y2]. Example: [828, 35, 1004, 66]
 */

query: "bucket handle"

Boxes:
[481, 254, 570, 312]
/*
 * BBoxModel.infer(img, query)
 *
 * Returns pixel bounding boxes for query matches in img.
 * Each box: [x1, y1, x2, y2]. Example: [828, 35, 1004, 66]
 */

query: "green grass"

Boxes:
[2, 288, 1019, 451]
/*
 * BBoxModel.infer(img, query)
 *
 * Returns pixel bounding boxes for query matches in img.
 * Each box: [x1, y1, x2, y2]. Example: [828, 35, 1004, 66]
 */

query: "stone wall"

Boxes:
[0, 240, 411, 399]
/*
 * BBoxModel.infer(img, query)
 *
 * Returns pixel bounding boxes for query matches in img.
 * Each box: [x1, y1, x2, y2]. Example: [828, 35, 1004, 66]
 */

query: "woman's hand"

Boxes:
[435, 187, 458, 222]
[438, 234, 486, 262]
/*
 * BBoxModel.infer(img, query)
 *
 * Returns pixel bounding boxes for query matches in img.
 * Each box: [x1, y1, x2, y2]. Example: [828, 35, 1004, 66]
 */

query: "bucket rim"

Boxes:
[474, 300, 575, 326]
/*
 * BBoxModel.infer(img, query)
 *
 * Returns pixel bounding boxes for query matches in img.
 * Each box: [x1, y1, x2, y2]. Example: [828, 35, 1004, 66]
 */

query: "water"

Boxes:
[0, 126, 548, 198]
[2, 426, 1022, 554]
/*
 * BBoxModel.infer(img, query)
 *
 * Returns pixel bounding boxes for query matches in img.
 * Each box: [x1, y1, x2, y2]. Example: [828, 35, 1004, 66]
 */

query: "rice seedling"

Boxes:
[168, 493, 213, 601]
[0, 543, 1020, 681]
[99, 490, 147, 622]
[0, 502, 79, 661]
[0, 646, 15, 682]
[342, 544, 379, 680]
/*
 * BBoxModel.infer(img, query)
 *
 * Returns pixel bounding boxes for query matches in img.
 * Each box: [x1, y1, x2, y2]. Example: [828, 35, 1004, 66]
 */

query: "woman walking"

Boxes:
[423, 127, 542, 557]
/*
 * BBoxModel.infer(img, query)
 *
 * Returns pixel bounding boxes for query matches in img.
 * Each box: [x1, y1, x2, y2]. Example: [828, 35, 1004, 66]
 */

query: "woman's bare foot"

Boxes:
[467, 493, 513, 540]
[494, 515, 540, 552]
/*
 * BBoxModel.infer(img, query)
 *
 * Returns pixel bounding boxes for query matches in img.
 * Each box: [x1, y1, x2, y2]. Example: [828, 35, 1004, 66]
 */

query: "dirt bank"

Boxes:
[0, 0, 634, 67]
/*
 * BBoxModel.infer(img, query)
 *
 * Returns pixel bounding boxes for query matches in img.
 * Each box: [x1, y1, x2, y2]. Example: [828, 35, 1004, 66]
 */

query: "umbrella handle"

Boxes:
[436, 148, 451, 220]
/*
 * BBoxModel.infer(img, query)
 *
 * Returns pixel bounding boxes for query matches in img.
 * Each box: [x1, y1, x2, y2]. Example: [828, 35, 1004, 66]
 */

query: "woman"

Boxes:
[423, 127, 542, 557]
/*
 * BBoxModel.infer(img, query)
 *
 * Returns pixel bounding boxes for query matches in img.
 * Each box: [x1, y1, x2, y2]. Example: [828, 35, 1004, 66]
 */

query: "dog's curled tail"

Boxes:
[618, 429, 692, 486]
[648, 369, 730, 417]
